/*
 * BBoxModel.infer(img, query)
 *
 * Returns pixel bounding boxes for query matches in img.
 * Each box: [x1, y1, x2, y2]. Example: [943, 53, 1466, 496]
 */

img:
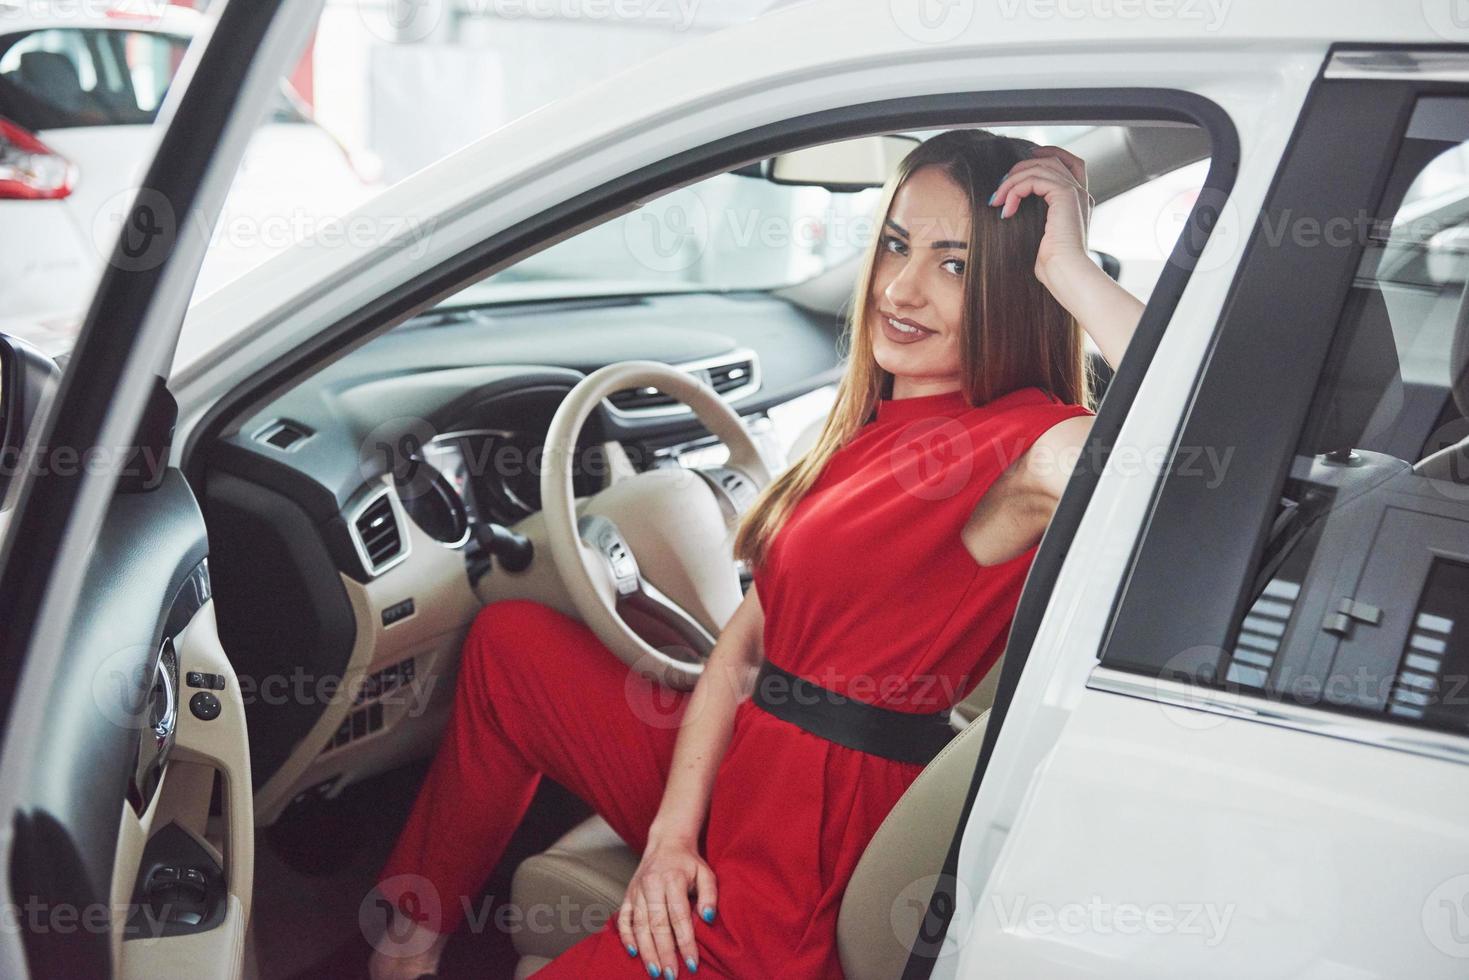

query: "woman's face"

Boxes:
[868, 164, 971, 398]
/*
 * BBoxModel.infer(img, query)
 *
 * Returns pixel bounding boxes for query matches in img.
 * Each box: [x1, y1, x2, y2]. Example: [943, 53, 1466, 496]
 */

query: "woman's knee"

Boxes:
[460, 599, 583, 688]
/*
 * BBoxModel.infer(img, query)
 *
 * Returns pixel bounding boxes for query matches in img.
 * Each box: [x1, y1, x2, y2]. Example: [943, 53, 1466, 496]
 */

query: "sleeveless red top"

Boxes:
[699, 384, 1093, 979]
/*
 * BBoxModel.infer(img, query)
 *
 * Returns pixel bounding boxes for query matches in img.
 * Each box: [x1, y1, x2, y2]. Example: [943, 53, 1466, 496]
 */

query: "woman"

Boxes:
[369, 129, 1144, 980]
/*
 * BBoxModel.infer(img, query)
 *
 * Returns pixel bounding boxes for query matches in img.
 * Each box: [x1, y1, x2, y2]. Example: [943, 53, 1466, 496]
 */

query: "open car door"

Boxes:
[0, 2, 322, 977]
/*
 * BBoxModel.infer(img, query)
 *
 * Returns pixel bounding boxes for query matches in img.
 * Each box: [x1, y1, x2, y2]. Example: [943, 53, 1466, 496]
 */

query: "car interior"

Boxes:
[0, 118, 1252, 979]
[1209, 108, 1469, 727]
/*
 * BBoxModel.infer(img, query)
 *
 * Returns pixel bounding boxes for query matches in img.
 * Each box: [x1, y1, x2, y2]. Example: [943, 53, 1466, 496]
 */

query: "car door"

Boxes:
[0, 2, 322, 977]
[920, 45, 1469, 980]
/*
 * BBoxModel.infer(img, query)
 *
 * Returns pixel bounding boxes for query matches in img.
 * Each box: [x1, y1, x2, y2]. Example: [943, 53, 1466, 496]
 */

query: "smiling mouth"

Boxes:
[879, 311, 934, 336]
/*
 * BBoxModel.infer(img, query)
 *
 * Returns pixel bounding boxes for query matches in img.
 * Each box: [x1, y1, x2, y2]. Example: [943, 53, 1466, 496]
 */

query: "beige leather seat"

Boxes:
[510, 659, 1004, 978]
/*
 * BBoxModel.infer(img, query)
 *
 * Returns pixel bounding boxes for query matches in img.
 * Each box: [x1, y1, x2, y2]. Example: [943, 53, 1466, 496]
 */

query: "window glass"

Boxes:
[1210, 96, 1469, 735]
[0, 28, 188, 128]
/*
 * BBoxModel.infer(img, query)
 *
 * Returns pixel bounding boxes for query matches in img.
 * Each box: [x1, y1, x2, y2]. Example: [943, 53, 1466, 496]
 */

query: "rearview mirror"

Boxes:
[0, 334, 62, 504]
[736, 134, 920, 192]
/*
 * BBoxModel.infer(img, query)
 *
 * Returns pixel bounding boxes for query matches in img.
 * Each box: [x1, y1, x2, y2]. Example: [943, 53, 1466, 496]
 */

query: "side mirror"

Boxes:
[1089, 249, 1121, 283]
[0, 334, 62, 503]
[734, 134, 920, 192]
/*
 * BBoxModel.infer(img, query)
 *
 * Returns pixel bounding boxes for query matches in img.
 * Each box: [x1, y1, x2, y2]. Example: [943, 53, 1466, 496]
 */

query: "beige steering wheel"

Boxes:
[541, 361, 773, 689]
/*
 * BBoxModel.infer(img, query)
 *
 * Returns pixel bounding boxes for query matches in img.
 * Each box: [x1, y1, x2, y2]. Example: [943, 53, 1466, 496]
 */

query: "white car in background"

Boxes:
[0, 1, 378, 351]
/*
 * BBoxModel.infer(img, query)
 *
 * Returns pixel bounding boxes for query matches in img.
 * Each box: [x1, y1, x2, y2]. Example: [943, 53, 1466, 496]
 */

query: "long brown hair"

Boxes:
[733, 129, 1090, 571]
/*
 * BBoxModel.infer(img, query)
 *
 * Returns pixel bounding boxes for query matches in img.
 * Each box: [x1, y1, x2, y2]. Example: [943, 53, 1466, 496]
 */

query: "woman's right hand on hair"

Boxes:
[618, 831, 717, 979]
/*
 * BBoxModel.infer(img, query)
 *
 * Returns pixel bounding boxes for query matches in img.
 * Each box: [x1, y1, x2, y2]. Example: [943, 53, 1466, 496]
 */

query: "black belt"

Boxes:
[750, 659, 955, 766]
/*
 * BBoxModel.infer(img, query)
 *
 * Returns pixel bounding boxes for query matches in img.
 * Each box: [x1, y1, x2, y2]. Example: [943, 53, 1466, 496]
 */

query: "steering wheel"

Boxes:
[541, 361, 773, 690]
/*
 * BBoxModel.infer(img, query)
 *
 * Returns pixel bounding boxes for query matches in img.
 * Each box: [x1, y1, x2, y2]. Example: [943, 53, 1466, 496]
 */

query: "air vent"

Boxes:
[354, 492, 403, 574]
[605, 350, 760, 416]
[706, 359, 755, 393]
[254, 418, 313, 451]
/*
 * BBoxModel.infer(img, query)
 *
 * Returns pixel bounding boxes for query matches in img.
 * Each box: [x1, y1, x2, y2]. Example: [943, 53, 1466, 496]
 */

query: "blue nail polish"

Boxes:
[627, 943, 638, 956]
[646, 964, 660, 978]
[701, 906, 715, 923]
[987, 191, 998, 206]
[664, 969, 676, 980]
[686, 955, 698, 972]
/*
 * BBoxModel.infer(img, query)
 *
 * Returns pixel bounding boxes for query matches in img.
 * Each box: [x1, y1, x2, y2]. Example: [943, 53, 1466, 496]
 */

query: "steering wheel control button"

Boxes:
[185, 671, 226, 691]
[189, 691, 222, 721]
[579, 515, 642, 596]
[382, 598, 415, 626]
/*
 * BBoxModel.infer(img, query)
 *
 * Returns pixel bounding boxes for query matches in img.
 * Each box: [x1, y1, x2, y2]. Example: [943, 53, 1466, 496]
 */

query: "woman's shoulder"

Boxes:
[961, 385, 1094, 426]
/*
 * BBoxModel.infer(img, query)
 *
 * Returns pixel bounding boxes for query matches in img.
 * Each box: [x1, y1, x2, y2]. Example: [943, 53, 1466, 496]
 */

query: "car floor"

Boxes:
[246, 761, 591, 980]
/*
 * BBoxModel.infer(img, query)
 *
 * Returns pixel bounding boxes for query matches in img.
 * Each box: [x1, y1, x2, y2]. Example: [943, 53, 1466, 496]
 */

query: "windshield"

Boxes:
[437, 125, 1096, 308]
[442, 173, 884, 307]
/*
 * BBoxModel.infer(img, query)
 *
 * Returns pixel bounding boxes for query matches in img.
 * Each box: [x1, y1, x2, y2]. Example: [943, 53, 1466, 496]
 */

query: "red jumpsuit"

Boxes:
[376, 385, 1093, 978]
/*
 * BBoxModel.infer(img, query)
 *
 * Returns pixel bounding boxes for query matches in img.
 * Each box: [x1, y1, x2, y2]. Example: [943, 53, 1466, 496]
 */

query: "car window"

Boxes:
[434, 125, 1198, 305]
[1204, 95, 1469, 733]
[0, 27, 186, 128]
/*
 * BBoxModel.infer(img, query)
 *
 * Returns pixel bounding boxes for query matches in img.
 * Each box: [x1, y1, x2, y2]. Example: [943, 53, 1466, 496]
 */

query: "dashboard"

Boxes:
[198, 290, 843, 796]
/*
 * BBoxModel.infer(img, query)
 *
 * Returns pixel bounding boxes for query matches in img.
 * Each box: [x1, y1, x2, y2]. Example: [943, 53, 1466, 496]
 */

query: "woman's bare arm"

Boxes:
[646, 582, 765, 846]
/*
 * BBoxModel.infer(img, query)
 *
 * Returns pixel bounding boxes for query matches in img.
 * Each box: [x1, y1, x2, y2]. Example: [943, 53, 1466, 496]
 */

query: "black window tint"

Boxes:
[1191, 95, 1469, 736]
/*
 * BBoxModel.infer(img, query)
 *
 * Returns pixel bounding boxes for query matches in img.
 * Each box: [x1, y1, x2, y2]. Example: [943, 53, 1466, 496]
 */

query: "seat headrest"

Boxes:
[1452, 281, 1469, 416]
[1300, 285, 1404, 455]
[18, 51, 84, 109]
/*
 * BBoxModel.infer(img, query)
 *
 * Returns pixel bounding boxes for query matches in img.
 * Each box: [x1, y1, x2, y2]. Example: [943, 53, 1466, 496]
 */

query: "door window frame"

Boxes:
[1092, 45, 1469, 760]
